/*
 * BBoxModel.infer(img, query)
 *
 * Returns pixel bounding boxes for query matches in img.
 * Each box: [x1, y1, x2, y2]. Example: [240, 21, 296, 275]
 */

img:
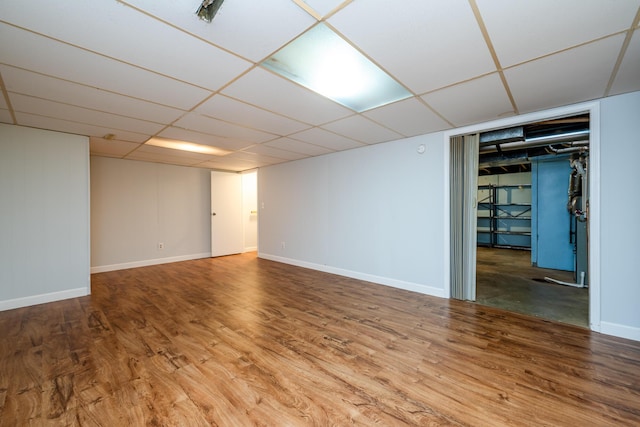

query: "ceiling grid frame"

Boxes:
[0, 0, 637, 171]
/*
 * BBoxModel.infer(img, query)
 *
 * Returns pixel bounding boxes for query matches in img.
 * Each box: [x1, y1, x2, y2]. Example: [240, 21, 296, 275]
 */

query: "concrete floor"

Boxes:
[475, 247, 589, 328]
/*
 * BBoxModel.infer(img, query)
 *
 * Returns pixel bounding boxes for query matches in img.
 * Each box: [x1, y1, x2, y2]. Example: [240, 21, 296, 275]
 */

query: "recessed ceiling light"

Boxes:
[146, 137, 231, 156]
[262, 23, 412, 112]
[196, 0, 225, 23]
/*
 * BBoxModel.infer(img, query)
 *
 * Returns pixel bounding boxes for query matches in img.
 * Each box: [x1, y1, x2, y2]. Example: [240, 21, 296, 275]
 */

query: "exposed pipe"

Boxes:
[524, 129, 590, 145]
[545, 144, 589, 155]
[479, 129, 590, 153]
[544, 271, 586, 288]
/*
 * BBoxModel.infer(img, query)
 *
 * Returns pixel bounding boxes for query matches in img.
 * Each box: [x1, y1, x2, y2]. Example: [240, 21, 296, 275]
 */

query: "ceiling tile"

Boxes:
[121, 0, 316, 62]
[300, 0, 349, 18]
[0, 1, 251, 91]
[158, 127, 254, 151]
[0, 110, 13, 123]
[197, 159, 259, 172]
[124, 144, 227, 167]
[128, 144, 216, 162]
[422, 73, 514, 126]
[477, 0, 640, 68]
[15, 113, 150, 143]
[609, 30, 640, 96]
[90, 137, 141, 158]
[0, 65, 185, 124]
[196, 95, 310, 136]
[173, 113, 276, 143]
[0, 23, 209, 110]
[226, 151, 286, 165]
[264, 137, 334, 156]
[241, 144, 308, 161]
[363, 97, 451, 137]
[290, 128, 364, 151]
[321, 115, 403, 144]
[2, 1, 637, 173]
[505, 35, 625, 114]
[222, 67, 352, 125]
[10, 94, 165, 136]
[125, 151, 204, 167]
[329, 0, 496, 94]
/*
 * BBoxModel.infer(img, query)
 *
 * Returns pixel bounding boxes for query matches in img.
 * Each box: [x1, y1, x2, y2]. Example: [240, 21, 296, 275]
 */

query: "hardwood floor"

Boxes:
[1, 253, 639, 426]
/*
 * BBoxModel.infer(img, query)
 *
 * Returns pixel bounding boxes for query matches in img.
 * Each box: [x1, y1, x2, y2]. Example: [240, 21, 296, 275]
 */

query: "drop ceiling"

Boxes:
[1, 0, 638, 172]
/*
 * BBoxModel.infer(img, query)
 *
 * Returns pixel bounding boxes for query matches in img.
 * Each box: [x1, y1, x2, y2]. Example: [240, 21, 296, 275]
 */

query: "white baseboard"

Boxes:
[244, 246, 258, 252]
[258, 253, 446, 299]
[0, 287, 89, 312]
[600, 321, 640, 342]
[91, 252, 211, 273]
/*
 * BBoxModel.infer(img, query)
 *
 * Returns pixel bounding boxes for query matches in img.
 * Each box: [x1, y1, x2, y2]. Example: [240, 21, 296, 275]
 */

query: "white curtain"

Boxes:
[450, 134, 479, 300]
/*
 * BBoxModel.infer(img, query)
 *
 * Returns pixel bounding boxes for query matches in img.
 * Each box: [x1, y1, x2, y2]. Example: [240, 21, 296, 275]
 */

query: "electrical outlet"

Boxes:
[158, 242, 164, 250]
[281, 241, 285, 249]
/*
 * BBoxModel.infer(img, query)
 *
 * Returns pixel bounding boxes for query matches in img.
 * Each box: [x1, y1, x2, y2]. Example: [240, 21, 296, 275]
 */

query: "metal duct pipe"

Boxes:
[479, 129, 590, 153]
[546, 143, 589, 155]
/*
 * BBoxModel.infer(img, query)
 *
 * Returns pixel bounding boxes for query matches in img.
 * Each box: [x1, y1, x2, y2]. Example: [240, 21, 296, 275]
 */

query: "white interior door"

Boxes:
[211, 171, 243, 257]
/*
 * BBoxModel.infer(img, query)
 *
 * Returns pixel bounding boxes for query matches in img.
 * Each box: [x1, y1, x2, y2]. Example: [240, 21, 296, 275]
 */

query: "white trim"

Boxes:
[259, 253, 447, 298]
[244, 246, 258, 252]
[600, 322, 640, 342]
[90, 252, 211, 273]
[0, 287, 89, 312]
[442, 100, 601, 331]
[443, 133, 451, 298]
[587, 102, 601, 332]
[85, 138, 92, 296]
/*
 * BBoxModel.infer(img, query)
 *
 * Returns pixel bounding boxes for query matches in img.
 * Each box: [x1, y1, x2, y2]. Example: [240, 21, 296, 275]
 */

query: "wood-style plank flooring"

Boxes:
[1, 253, 639, 426]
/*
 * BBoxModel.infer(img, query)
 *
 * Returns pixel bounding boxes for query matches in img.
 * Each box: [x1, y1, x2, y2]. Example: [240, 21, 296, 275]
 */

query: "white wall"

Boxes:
[599, 90, 640, 339]
[259, 134, 446, 297]
[0, 124, 89, 310]
[258, 91, 640, 341]
[91, 156, 211, 272]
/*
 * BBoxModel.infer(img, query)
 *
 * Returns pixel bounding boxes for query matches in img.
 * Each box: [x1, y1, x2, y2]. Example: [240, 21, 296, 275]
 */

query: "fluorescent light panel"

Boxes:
[146, 137, 230, 156]
[262, 24, 411, 112]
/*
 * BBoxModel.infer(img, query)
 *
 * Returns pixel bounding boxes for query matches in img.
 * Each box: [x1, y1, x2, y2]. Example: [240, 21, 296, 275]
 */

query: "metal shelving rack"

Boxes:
[477, 184, 532, 250]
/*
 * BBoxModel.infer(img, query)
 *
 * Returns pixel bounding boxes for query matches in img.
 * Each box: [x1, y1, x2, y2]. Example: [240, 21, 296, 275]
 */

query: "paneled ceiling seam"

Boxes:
[284, 131, 355, 152]
[502, 31, 630, 71]
[0, 71, 17, 124]
[356, 111, 410, 139]
[198, 111, 282, 137]
[128, 64, 267, 157]
[0, 20, 230, 94]
[212, 93, 314, 132]
[116, 0, 254, 64]
[0, 63, 189, 112]
[468, 0, 519, 115]
[8, 90, 169, 128]
[604, 8, 640, 97]
[291, 0, 322, 20]
[299, 124, 366, 146]
[415, 97, 456, 129]
[17, 110, 149, 140]
[291, 0, 353, 21]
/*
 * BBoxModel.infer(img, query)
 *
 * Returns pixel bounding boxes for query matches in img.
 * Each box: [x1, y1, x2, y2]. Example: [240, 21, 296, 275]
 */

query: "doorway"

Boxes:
[449, 110, 594, 328]
[210, 170, 257, 257]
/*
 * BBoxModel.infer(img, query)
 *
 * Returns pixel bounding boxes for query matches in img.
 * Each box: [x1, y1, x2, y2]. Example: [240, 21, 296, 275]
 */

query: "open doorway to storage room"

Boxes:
[475, 114, 590, 327]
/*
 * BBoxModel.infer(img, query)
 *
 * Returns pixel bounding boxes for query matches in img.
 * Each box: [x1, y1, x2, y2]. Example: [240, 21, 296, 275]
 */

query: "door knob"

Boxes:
[212, 212, 216, 216]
